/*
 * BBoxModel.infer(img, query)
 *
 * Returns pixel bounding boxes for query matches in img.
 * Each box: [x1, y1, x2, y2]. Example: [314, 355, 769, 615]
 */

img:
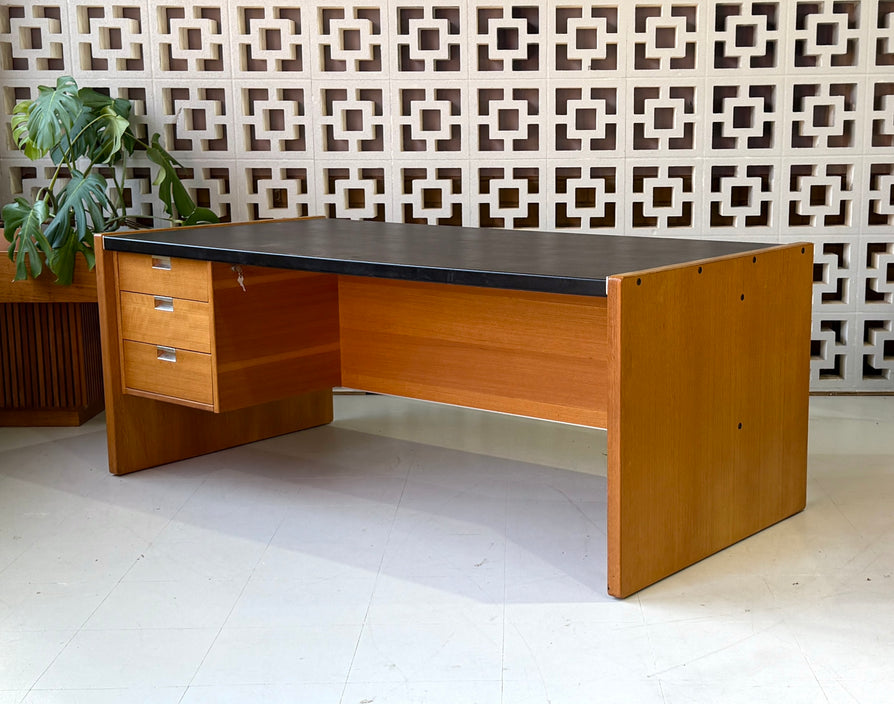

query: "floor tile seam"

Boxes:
[0, 492, 94, 580]
[180, 510, 296, 697]
[22, 685, 188, 693]
[0, 542, 145, 647]
[644, 618, 791, 680]
[185, 676, 362, 687]
[71, 488, 206, 633]
[19, 628, 81, 700]
[809, 411, 894, 422]
[789, 626, 836, 699]
[543, 485, 609, 534]
[811, 480, 876, 546]
[0, 547, 33, 583]
[119, 473, 213, 581]
[63, 625, 253, 633]
[500, 476, 509, 704]
[340, 678, 506, 684]
[338, 464, 413, 704]
[177, 624, 368, 632]
[501, 619, 560, 702]
[0, 436, 80, 457]
[0, 628, 81, 637]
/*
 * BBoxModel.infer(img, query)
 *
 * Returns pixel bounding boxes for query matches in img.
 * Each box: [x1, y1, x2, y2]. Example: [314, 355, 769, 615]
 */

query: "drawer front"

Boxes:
[119, 291, 212, 353]
[117, 251, 210, 301]
[122, 340, 214, 406]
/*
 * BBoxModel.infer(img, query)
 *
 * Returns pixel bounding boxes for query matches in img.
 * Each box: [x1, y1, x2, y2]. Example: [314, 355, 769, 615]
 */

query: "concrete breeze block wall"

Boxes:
[1, 1, 893, 391]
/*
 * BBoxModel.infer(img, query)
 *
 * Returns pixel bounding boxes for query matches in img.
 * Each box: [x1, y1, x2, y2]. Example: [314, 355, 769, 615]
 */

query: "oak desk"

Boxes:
[95, 219, 813, 598]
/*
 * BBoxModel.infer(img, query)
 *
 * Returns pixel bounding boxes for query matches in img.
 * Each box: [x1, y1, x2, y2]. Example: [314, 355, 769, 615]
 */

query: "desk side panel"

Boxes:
[95, 236, 335, 475]
[339, 277, 608, 427]
[607, 243, 813, 598]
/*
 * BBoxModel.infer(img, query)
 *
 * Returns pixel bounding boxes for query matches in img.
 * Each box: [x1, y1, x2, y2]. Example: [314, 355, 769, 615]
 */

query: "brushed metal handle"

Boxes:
[156, 346, 177, 363]
[151, 256, 172, 270]
[154, 296, 174, 312]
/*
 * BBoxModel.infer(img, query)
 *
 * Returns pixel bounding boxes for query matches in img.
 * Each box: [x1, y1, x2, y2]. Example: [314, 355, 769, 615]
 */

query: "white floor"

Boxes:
[0, 393, 892, 704]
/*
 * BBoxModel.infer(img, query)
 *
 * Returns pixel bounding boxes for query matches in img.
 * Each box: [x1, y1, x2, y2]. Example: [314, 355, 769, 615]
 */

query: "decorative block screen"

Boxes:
[1, 1, 892, 391]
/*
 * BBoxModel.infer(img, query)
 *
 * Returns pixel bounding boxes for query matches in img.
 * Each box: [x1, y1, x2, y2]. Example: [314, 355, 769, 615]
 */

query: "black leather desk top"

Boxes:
[103, 219, 778, 296]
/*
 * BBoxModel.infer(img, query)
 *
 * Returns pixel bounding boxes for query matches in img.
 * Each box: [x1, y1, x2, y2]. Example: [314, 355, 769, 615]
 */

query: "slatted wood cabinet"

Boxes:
[0, 257, 103, 427]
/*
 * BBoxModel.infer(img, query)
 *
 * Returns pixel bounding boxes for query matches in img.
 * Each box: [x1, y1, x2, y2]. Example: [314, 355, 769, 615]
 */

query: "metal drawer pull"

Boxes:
[154, 296, 174, 312]
[151, 256, 172, 270]
[156, 346, 177, 363]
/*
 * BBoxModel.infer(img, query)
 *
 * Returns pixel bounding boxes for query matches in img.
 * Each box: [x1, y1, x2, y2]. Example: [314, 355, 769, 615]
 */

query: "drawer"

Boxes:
[117, 251, 210, 301]
[119, 291, 212, 353]
[122, 340, 214, 407]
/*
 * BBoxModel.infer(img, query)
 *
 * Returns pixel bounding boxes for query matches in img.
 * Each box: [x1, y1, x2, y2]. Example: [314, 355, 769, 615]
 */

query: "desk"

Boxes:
[95, 218, 812, 598]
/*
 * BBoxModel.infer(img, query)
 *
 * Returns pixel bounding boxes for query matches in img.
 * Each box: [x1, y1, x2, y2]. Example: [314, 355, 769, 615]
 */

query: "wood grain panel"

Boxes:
[607, 243, 813, 598]
[0, 255, 98, 304]
[119, 291, 212, 353]
[122, 340, 214, 408]
[116, 251, 211, 301]
[339, 277, 608, 427]
[210, 265, 341, 412]
[96, 235, 335, 476]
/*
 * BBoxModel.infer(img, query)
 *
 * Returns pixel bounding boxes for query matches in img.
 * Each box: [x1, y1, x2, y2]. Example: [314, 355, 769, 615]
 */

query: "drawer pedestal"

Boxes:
[114, 251, 340, 412]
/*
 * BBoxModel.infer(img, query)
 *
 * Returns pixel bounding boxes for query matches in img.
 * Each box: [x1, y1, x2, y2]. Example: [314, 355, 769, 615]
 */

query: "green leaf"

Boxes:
[18, 76, 81, 158]
[92, 106, 131, 164]
[2, 196, 48, 241]
[77, 87, 114, 111]
[47, 235, 79, 285]
[77, 238, 96, 271]
[146, 134, 192, 221]
[79, 88, 132, 120]
[2, 197, 53, 266]
[4, 79, 219, 283]
[183, 207, 220, 227]
[144, 134, 217, 226]
[44, 172, 110, 249]
[40, 87, 135, 166]
[112, 98, 132, 120]
[2, 198, 50, 280]
[12, 103, 46, 162]
[83, 88, 136, 156]
[14, 236, 42, 280]
[50, 101, 93, 165]
[172, 180, 197, 220]
[11, 104, 34, 155]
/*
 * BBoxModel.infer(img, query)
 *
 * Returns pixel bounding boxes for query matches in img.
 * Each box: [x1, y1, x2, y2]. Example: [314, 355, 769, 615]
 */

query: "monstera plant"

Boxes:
[3, 75, 218, 285]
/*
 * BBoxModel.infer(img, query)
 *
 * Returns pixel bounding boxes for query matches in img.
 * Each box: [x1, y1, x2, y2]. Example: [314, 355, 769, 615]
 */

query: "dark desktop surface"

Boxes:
[104, 218, 777, 296]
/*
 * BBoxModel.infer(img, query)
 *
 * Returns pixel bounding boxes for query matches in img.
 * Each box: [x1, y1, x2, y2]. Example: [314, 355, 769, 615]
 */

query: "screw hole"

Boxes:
[738, 422, 743, 430]
[801, 247, 806, 254]
[740, 294, 745, 301]
[636, 278, 642, 285]
[752, 256, 757, 263]
[697, 266, 703, 273]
